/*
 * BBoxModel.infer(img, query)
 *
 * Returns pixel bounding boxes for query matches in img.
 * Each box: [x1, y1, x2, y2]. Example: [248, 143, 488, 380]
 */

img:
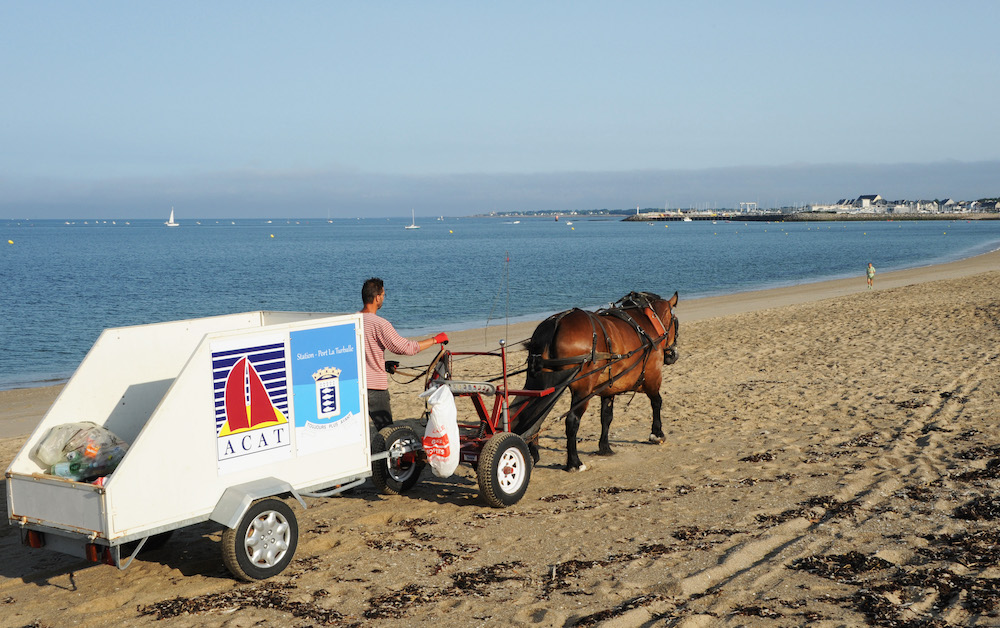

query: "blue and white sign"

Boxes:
[289, 323, 364, 455]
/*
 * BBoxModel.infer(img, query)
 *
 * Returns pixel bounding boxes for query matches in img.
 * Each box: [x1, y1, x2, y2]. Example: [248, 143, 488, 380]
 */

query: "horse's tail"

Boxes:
[525, 311, 562, 378]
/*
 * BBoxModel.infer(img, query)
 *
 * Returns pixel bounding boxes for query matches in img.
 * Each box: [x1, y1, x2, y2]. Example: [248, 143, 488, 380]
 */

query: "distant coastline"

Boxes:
[623, 212, 1000, 222]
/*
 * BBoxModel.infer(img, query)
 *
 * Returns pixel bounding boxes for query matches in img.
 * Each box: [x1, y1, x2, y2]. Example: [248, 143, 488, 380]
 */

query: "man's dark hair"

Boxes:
[362, 277, 384, 304]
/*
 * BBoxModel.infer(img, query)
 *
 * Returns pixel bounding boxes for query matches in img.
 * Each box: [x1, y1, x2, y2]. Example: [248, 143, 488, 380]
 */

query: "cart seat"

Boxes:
[433, 380, 497, 396]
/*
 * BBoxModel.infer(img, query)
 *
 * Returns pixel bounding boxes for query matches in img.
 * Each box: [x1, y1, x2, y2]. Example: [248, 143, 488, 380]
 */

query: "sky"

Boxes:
[2, 1, 999, 218]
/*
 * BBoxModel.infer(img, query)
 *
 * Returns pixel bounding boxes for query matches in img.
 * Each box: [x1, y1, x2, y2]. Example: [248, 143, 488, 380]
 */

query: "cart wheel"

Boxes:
[222, 498, 298, 582]
[371, 425, 425, 495]
[478, 432, 532, 508]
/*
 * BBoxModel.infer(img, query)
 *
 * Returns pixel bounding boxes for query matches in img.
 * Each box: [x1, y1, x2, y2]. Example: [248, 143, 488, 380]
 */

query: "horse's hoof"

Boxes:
[566, 464, 588, 472]
[596, 449, 615, 457]
[649, 434, 665, 444]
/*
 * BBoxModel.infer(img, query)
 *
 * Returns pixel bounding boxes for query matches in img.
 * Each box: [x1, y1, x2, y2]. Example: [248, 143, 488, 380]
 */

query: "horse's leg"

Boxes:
[597, 396, 615, 456]
[565, 392, 589, 472]
[648, 391, 665, 444]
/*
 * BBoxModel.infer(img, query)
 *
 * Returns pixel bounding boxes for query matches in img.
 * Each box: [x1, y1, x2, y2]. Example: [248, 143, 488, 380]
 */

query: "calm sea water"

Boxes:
[3, 216, 1000, 390]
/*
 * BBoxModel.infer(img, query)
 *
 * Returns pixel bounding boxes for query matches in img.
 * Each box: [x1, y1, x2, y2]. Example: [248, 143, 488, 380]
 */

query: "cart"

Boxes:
[6, 311, 382, 581]
[371, 340, 555, 508]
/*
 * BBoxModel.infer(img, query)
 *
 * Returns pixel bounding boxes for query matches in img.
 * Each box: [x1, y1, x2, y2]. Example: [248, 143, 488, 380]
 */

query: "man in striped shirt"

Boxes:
[361, 278, 448, 430]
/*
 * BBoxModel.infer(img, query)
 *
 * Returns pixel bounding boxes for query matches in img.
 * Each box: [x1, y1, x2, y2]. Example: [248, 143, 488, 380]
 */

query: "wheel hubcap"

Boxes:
[498, 447, 526, 494]
[244, 511, 290, 568]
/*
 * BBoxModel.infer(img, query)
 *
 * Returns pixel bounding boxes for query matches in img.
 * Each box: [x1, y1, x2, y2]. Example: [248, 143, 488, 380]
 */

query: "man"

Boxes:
[360, 277, 448, 430]
[866, 262, 876, 290]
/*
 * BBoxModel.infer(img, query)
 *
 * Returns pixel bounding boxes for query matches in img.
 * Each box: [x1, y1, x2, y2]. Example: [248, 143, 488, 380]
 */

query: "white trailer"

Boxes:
[6, 311, 376, 581]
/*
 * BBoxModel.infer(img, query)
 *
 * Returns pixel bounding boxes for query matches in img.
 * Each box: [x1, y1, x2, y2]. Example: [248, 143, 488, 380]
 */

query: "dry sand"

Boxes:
[2, 251, 1000, 627]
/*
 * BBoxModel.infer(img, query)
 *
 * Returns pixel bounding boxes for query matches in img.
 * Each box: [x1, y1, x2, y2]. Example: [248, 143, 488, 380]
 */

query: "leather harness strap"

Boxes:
[522, 292, 678, 430]
[645, 306, 668, 346]
[530, 293, 675, 378]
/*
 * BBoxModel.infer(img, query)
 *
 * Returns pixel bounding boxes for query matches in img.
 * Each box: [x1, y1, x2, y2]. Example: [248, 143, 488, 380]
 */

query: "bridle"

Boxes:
[611, 291, 678, 358]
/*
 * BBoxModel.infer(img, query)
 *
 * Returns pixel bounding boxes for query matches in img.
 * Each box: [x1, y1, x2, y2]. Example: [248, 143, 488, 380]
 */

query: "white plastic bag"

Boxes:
[419, 385, 460, 478]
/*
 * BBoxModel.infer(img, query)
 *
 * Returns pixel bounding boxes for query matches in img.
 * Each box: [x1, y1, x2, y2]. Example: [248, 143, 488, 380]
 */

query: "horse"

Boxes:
[517, 291, 679, 472]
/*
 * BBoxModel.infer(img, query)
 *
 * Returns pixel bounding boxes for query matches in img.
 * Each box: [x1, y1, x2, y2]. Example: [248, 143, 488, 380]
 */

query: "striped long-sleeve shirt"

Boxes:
[361, 312, 420, 390]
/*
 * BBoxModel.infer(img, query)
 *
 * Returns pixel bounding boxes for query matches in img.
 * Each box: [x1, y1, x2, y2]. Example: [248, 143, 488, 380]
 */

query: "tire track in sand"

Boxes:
[595, 297, 1000, 626]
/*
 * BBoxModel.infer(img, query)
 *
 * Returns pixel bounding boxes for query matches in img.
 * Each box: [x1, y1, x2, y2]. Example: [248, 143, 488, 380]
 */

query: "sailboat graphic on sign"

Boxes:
[220, 356, 287, 436]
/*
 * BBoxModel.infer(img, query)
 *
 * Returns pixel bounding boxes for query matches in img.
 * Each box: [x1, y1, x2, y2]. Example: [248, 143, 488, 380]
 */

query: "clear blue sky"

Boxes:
[2, 1, 998, 217]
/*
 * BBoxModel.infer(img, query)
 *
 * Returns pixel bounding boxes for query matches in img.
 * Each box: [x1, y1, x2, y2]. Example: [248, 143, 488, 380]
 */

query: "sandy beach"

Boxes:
[3, 250, 1000, 627]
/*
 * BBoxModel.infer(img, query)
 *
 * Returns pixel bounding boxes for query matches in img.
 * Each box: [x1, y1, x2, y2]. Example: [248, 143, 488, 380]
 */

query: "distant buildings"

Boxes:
[810, 195, 1000, 215]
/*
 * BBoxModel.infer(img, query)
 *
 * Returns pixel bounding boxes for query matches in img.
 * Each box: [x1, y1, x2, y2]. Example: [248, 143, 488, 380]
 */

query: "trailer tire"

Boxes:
[478, 432, 532, 508]
[222, 498, 298, 582]
[371, 425, 424, 495]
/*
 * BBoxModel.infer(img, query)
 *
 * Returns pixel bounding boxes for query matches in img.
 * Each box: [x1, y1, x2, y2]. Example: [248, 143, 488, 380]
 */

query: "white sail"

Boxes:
[165, 207, 179, 227]
[404, 209, 420, 229]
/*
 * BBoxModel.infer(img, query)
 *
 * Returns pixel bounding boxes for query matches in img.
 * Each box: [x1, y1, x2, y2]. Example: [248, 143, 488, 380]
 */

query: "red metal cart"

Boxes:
[371, 340, 555, 507]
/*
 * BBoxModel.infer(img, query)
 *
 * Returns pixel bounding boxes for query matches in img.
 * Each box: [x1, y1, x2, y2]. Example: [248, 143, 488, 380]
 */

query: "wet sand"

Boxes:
[2, 249, 999, 627]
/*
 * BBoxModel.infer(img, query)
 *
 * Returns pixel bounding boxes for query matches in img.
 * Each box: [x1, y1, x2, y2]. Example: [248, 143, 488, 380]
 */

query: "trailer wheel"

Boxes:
[222, 498, 298, 582]
[478, 432, 532, 508]
[371, 425, 424, 495]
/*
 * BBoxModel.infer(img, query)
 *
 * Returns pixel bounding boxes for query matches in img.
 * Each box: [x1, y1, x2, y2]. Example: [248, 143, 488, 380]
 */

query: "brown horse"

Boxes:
[519, 291, 679, 471]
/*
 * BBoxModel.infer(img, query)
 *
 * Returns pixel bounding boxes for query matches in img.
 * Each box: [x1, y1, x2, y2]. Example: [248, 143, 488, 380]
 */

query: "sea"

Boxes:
[3, 215, 1000, 391]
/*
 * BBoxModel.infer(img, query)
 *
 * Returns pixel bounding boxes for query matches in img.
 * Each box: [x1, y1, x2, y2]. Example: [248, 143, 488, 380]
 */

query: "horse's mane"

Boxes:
[612, 291, 663, 310]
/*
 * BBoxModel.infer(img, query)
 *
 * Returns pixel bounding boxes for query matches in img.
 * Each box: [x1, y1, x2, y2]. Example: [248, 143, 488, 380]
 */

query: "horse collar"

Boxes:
[643, 306, 668, 345]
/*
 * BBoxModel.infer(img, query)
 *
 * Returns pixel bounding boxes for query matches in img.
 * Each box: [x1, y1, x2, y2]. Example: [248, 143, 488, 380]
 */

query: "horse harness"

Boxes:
[528, 292, 676, 395]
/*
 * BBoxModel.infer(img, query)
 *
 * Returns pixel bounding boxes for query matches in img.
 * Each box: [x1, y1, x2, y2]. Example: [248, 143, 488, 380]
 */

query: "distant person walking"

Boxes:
[866, 263, 876, 290]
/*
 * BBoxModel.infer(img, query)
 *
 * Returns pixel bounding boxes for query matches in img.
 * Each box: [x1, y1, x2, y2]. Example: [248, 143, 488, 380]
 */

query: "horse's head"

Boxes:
[614, 291, 679, 364]
[651, 292, 679, 365]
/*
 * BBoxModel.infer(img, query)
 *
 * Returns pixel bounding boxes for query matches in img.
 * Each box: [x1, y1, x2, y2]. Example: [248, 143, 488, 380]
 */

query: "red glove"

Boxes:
[433, 332, 449, 344]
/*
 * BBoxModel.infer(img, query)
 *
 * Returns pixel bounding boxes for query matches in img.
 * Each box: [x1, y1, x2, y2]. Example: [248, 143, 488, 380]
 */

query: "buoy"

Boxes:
[7, 240, 12, 244]
[571, 227, 575, 230]
[449, 230, 453, 234]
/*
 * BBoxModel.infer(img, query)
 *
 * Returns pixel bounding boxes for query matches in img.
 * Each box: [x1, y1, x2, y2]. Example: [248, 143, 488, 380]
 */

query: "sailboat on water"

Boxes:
[404, 209, 420, 229]
[165, 207, 179, 227]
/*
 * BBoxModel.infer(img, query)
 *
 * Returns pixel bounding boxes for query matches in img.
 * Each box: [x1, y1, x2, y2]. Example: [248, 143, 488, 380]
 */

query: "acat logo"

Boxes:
[219, 426, 289, 459]
[213, 347, 292, 467]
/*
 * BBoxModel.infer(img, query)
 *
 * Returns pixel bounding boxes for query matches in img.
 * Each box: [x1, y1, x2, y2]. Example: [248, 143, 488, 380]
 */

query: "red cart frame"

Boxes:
[371, 340, 555, 507]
